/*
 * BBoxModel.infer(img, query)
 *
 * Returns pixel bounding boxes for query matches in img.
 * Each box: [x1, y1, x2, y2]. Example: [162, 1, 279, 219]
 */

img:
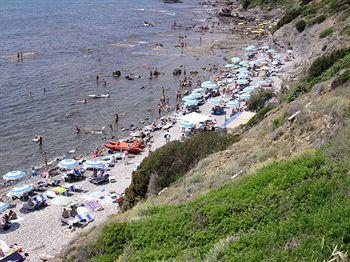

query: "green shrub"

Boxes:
[275, 7, 303, 31]
[331, 69, 350, 88]
[270, 115, 285, 131]
[82, 151, 350, 261]
[246, 105, 275, 127]
[246, 89, 275, 111]
[123, 132, 240, 209]
[308, 47, 350, 78]
[308, 14, 327, 25]
[341, 25, 350, 36]
[295, 19, 307, 32]
[319, 27, 334, 38]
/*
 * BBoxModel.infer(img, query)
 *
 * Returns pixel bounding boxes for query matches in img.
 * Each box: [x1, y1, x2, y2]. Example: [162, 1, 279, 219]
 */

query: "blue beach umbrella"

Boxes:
[245, 45, 256, 52]
[231, 56, 241, 64]
[226, 100, 239, 108]
[58, 159, 79, 170]
[201, 81, 218, 89]
[9, 184, 33, 197]
[0, 202, 9, 214]
[179, 120, 195, 129]
[209, 98, 222, 106]
[237, 79, 249, 85]
[83, 160, 105, 170]
[3, 171, 26, 181]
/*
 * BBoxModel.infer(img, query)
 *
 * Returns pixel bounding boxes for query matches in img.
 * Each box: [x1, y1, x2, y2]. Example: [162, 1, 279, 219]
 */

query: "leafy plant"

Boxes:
[308, 14, 327, 25]
[275, 7, 303, 31]
[319, 27, 334, 38]
[295, 19, 307, 32]
[246, 89, 275, 111]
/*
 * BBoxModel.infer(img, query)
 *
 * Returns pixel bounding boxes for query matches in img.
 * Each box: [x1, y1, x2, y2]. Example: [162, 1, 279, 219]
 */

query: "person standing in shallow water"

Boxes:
[115, 114, 119, 125]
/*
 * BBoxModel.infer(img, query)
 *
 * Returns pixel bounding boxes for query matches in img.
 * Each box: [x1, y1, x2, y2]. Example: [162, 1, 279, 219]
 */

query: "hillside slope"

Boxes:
[62, 1, 350, 261]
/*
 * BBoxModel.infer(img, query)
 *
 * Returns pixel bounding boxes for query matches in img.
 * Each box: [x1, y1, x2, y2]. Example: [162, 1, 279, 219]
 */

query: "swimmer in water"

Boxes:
[75, 125, 81, 134]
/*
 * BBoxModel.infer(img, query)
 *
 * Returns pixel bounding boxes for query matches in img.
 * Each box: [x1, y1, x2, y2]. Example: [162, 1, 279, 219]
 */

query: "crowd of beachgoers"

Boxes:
[0, 40, 294, 260]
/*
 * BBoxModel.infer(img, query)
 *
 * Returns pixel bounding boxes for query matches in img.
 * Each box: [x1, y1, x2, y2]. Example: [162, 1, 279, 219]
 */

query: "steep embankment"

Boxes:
[63, 1, 350, 261]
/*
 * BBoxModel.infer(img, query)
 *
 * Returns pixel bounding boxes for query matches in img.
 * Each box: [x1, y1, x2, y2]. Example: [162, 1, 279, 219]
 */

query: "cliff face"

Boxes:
[62, 1, 350, 261]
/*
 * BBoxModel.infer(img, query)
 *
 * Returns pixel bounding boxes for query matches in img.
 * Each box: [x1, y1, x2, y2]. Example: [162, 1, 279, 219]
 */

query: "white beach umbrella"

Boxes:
[201, 81, 218, 89]
[83, 160, 105, 170]
[179, 120, 195, 129]
[231, 56, 241, 64]
[3, 170, 26, 181]
[8, 184, 33, 197]
[226, 100, 240, 108]
[51, 195, 72, 206]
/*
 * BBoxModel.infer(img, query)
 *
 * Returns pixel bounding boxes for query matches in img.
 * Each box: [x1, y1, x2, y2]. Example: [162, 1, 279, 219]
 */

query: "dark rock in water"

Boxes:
[173, 68, 182, 76]
[112, 70, 121, 77]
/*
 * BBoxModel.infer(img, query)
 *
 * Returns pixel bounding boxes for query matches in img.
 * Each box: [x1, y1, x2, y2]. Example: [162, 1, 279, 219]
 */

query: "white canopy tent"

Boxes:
[180, 112, 211, 125]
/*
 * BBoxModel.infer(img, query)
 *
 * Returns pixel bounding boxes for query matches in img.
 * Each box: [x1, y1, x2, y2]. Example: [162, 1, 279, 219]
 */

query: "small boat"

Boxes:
[88, 93, 110, 99]
[104, 141, 143, 153]
[162, 0, 183, 3]
[144, 21, 154, 27]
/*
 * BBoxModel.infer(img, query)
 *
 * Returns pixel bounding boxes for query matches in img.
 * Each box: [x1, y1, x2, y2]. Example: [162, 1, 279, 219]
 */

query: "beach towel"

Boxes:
[83, 200, 104, 212]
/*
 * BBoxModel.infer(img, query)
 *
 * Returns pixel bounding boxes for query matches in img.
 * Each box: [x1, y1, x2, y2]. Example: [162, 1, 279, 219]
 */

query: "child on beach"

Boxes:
[122, 150, 129, 165]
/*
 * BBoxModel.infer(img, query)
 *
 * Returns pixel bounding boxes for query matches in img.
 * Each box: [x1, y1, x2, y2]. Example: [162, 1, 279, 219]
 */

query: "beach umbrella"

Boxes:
[231, 56, 241, 64]
[209, 98, 222, 106]
[83, 160, 105, 170]
[267, 49, 275, 53]
[3, 171, 26, 181]
[179, 120, 195, 129]
[51, 195, 72, 206]
[184, 99, 198, 106]
[189, 93, 202, 99]
[239, 61, 249, 68]
[243, 86, 255, 93]
[262, 45, 269, 50]
[58, 159, 79, 170]
[239, 92, 251, 100]
[257, 80, 271, 86]
[9, 184, 33, 197]
[237, 79, 249, 85]
[0, 202, 9, 214]
[192, 88, 203, 94]
[201, 81, 218, 89]
[182, 95, 194, 102]
[261, 66, 270, 71]
[226, 100, 239, 108]
[225, 63, 235, 68]
[245, 45, 256, 52]
[236, 73, 249, 79]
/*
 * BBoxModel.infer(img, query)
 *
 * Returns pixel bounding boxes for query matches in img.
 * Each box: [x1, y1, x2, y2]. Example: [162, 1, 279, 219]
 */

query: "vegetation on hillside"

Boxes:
[122, 132, 240, 209]
[246, 88, 275, 111]
[67, 127, 350, 261]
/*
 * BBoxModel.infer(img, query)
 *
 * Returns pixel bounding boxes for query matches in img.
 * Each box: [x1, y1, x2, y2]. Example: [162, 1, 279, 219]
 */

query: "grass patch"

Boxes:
[122, 132, 240, 209]
[246, 88, 275, 112]
[275, 7, 303, 31]
[246, 105, 275, 127]
[307, 14, 327, 26]
[295, 19, 306, 32]
[341, 25, 350, 36]
[319, 27, 334, 38]
[78, 150, 350, 261]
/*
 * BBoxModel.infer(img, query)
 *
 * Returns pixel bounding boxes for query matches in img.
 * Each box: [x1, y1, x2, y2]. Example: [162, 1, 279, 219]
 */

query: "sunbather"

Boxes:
[62, 208, 69, 219]
[70, 206, 78, 217]
[8, 210, 17, 220]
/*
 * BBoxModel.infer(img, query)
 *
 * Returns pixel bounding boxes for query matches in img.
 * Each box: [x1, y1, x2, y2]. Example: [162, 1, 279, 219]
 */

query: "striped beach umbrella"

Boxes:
[58, 159, 79, 170]
[0, 202, 9, 213]
[226, 100, 240, 108]
[9, 184, 33, 197]
[3, 171, 26, 181]
[83, 160, 105, 170]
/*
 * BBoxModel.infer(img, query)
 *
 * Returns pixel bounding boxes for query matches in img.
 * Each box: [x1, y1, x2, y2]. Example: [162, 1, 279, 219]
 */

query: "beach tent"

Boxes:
[209, 98, 223, 106]
[178, 120, 195, 129]
[231, 56, 241, 64]
[226, 100, 240, 108]
[83, 160, 105, 170]
[180, 112, 210, 125]
[51, 195, 72, 206]
[0, 202, 9, 214]
[8, 184, 33, 197]
[3, 170, 26, 181]
[201, 81, 218, 89]
[58, 159, 79, 170]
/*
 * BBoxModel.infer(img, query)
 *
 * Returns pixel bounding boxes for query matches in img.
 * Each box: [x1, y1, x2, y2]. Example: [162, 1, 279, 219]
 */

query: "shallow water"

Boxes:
[0, 0, 223, 176]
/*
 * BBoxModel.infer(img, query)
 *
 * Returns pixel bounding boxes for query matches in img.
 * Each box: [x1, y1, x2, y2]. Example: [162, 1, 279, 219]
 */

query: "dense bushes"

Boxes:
[275, 7, 303, 31]
[246, 89, 275, 111]
[308, 47, 350, 77]
[246, 104, 275, 127]
[82, 151, 350, 261]
[122, 132, 240, 209]
[319, 27, 334, 38]
[295, 19, 306, 32]
[308, 14, 326, 25]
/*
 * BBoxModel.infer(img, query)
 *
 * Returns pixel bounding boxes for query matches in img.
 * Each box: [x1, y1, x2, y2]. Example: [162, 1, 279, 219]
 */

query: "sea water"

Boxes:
[0, 0, 221, 176]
